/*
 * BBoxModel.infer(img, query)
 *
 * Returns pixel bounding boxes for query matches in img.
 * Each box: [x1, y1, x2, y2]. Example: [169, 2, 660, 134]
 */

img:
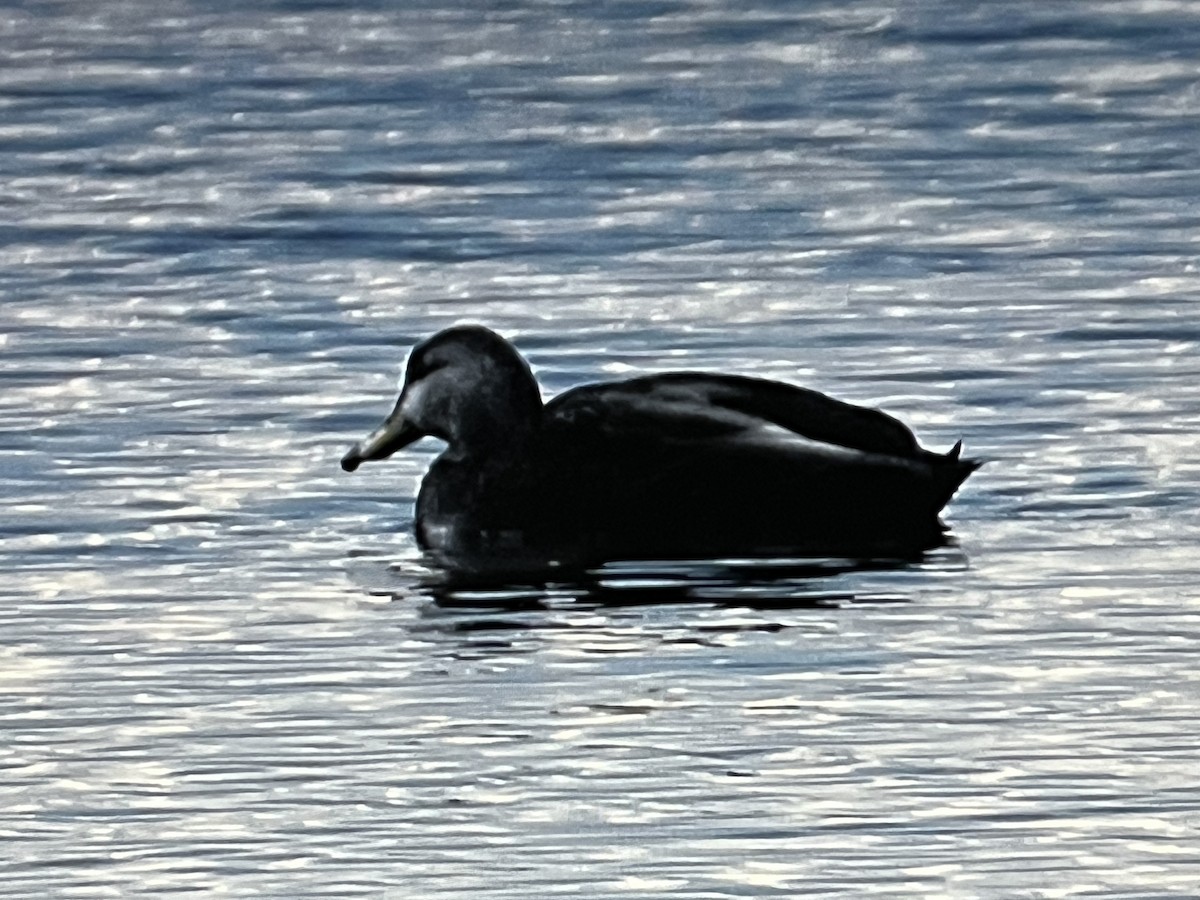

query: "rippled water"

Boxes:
[4, 1, 1200, 896]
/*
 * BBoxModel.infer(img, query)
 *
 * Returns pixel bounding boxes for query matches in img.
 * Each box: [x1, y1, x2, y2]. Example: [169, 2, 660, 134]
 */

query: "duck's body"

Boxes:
[342, 326, 979, 570]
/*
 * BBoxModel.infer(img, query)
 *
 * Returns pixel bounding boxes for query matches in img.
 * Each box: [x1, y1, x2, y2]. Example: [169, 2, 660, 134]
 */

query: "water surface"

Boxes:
[3, 1, 1200, 896]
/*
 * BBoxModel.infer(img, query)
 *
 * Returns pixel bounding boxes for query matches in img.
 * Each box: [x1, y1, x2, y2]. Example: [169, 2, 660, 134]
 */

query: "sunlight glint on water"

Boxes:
[2, 1, 1200, 896]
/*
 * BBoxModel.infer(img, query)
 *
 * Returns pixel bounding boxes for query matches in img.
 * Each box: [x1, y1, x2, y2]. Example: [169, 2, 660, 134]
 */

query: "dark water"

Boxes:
[4, 1, 1200, 896]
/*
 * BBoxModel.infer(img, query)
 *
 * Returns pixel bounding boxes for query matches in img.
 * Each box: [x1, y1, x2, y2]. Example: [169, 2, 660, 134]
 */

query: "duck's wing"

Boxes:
[528, 373, 975, 559]
[546, 372, 927, 459]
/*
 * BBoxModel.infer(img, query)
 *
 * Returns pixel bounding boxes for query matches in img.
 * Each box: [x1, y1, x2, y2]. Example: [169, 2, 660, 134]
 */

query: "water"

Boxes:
[3, 1, 1200, 896]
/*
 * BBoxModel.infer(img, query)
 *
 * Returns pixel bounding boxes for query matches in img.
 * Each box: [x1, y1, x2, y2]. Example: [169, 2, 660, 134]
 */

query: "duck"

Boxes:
[341, 325, 979, 572]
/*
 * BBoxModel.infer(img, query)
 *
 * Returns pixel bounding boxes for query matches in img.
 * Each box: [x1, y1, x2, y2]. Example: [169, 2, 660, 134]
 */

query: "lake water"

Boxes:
[4, 1, 1200, 896]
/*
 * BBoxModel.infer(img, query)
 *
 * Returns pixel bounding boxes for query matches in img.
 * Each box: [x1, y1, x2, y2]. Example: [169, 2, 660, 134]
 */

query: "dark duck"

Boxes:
[341, 325, 979, 571]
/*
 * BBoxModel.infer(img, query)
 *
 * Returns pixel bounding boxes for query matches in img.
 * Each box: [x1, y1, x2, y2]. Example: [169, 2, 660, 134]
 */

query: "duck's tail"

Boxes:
[932, 440, 982, 509]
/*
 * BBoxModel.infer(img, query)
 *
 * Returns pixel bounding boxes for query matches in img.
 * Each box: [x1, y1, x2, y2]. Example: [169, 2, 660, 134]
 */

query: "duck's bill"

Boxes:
[340, 402, 421, 472]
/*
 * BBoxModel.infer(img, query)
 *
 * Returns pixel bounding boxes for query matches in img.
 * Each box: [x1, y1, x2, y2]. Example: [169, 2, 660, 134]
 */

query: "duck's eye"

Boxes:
[406, 354, 447, 384]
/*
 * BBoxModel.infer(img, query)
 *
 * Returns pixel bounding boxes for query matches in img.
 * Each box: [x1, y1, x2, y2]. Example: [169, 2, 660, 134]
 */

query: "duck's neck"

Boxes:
[451, 387, 543, 464]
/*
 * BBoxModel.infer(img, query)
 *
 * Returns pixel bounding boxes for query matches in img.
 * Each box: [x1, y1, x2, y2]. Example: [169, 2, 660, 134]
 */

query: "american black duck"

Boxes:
[341, 325, 979, 570]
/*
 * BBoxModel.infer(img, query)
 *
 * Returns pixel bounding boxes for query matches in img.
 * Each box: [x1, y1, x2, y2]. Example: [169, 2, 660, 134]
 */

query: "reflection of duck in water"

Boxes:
[342, 325, 980, 571]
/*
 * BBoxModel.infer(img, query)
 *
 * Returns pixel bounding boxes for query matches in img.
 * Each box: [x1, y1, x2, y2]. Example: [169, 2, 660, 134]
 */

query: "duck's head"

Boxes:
[341, 325, 542, 472]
